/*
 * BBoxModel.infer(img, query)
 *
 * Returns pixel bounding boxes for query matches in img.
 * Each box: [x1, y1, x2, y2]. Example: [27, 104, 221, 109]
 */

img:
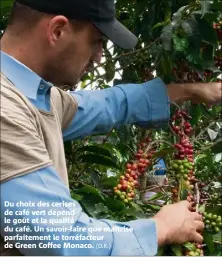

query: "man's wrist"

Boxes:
[166, 83, 194, 103]
[152, 217, 169, 246]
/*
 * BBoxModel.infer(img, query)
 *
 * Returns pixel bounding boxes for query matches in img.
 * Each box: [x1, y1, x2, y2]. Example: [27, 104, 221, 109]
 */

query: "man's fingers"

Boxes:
[192, 232, 203, 244]
[191, 212, 203, 221]
[194, 221, 205, 232]
[181, 200, 196, 212]
[181, 200, 192, 209]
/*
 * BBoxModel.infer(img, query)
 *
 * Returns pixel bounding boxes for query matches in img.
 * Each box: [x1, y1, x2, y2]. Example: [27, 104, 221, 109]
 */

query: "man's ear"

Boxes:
[46, 15, 69, 46]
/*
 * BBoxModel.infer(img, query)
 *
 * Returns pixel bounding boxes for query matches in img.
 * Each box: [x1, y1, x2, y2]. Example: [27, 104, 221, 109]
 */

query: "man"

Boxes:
[0, 0, 221, 256]
[140, 159, 168, 206]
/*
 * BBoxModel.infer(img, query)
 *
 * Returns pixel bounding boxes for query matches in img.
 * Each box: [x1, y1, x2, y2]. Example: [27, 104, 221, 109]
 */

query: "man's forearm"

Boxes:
[166, 83, 192, 104]
[167, 82, 222, 104]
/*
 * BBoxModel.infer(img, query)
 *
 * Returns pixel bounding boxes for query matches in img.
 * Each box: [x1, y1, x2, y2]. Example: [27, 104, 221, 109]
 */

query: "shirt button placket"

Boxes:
[39, 84, 45, 91]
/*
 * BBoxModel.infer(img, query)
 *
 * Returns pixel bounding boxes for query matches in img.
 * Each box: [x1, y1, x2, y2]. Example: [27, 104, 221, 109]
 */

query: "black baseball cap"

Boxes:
[16, 0, 138, 49]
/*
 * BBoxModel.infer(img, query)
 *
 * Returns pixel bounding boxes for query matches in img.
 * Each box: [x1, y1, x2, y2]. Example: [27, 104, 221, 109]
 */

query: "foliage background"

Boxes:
[1, 0, 222, 255]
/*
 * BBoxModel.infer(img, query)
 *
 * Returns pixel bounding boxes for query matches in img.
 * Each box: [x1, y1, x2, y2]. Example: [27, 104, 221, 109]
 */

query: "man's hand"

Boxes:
[152, 201, 204, 246]
[167, 82, 222, 104]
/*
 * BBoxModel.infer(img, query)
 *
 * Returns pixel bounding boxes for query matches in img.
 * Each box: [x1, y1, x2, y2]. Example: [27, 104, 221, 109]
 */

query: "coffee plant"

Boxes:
[1, 0, 221, 255]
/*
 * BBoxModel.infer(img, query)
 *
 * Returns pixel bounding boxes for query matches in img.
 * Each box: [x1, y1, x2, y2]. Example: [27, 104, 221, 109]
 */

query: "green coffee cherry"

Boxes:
[171, 159, 193, 181]
[172, 163, 179, 169]
[203, 212, 222, 233]
[214, 227, 220, 233]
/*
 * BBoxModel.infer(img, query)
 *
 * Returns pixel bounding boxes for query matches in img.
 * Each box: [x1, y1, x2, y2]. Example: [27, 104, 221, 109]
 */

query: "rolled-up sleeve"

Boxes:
[0, 166, 158, 256]
[116, 78, 170, 128]
[63, 78, 170, 141]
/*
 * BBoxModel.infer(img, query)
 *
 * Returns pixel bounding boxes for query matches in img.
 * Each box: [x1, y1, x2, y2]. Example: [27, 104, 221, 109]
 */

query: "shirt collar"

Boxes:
[1, 51, 52, 100]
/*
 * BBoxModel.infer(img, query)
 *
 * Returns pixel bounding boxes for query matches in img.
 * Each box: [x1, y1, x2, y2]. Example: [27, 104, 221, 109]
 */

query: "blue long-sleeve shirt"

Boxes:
[0, 51, 170, 256]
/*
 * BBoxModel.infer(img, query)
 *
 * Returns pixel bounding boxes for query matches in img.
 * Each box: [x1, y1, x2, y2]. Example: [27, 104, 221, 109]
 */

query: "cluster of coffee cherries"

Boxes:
[171, 110, 193, 137]
[171, 161, 198, 202]
[171, 159, 194, 180]
[142, 67, 155, 82]
[211, 192, 222, 202]
[203, 212, 222, 233]
[171, 111, 194, 167]
[174, 137, 194, 162]
[172, 64, 207, 84]
[169, 109, 207, 256]
[186, 182, 209, 210]
[213, 21, 222, 41]
[170, 109, 197, 201]
[215, 56, 222, 68]
[135, 49, 150, 66]
[197, 183, 209, 204]
[113, 137, 155, 204]
[170, 110, 208, 204]
[184, 243, 204, 256]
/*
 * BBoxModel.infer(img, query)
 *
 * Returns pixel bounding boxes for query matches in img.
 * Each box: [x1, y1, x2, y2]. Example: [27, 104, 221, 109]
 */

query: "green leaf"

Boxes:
[104, 197, 125, 211]
[124, 202, 146, 218]
[159, 53, 173, 78]
[196, 17, 217, 46]
[70, 191, 82, 201]
[144, 192, 164, 201]
[0, 0, 13, 11]
[214, 249, 222, 256]
[153, 19, 170, 29]
[211, 143, 222, 154]
[205, 150, 214, 169]
[183, 242, 196, 251]
[203, 230, 215, 253]
[79, 154, 119, 169]
[181, 18, 198, 37]
[199, 104, 213, 117]
[93, 203, 109, 215]
[198, 204, 206, 214]
[161, 24, 173, 51]
[146, 204, 161, 211]
[101, 177, 119, 187]
[157, 246, 167, 256]
[89, 169, 100, 188]
[203, 64, 221, 73]
[76, 186, 104, 200]
[186, 45, 202, 63]
[81, 199, 102, 217]
[81, 74, 91, 83]
[190, 104, 202, 126]
[195, 154, 207, 162]
[181, 188, 189, 200]
[213, 231, 222, 242]
[171, 245, 183, 256]
[0, 0, 12, 23]
[152, 147, 175, 159]
[105, 60, 115, 83]
[172, 5, 189, 27]
[210, 1, 222, 11]
[80, 80, 87, 89]
[205, 205, 222, 216]
[64, 141, 73, 156]
[202, 45, 214, 62]
[77, 145, 112, 158]
[126, 206, 146, 218]
[172, 34, 189, 52]
[121, 65, 139, 82]
[200, 0, 210, 18]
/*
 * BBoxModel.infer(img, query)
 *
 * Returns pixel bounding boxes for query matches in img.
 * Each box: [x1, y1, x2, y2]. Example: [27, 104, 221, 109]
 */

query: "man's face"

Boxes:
[43, 16, 103, 86]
